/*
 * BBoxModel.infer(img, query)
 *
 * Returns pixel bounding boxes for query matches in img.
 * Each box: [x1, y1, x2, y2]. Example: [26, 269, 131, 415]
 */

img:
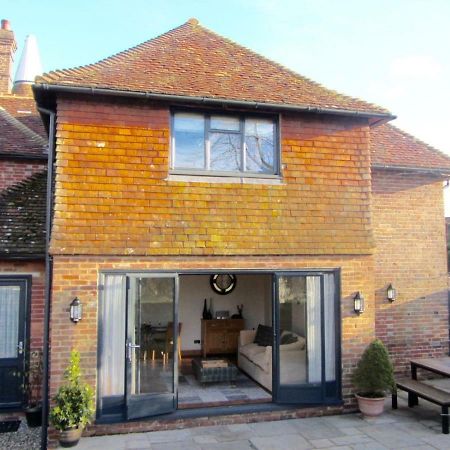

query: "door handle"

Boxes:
[17, 341, 23, 355]
[126, 341, 140, 360]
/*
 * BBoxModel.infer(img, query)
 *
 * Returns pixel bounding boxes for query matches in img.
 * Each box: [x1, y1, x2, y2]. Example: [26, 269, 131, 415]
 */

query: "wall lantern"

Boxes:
[387, 284, 396, 302]
[353, 292, 365, 315]
[70, 297, 82, 323]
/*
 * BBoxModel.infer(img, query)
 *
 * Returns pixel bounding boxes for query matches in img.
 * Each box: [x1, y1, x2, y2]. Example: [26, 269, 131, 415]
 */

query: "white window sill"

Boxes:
[166, 173, 284, 185]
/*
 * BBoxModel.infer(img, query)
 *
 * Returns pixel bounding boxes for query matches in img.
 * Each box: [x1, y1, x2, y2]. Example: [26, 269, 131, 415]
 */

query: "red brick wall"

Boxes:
[52, 96, 374, 256]
[372, 170, 449, 373]
[0, 160, 46, 190]
[0, 260, 45, 352]
[49, 254, 375, 408]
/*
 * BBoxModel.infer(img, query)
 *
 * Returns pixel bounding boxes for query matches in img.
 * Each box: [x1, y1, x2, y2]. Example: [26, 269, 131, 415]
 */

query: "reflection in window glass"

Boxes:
[172, 113, 277, 175]
[278, 276, 308, 386]
[245, 119, 275, 173]
[210, 132, 241, 171]
[173, 113, 205, 169]
[210, 116, 240, 131]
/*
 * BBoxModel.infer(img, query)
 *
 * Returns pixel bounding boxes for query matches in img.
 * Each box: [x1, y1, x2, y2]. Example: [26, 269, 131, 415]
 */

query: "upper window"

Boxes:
[171, 112, 278, 176]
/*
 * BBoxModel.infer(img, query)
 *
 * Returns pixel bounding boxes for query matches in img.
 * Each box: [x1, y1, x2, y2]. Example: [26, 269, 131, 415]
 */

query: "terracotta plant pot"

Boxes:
[58, 426, 82, 448]
[355, 394, 386, 416]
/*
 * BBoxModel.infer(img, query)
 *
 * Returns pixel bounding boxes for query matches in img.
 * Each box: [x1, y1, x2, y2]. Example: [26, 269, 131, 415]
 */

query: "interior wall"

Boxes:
[179, 274, 272, 351]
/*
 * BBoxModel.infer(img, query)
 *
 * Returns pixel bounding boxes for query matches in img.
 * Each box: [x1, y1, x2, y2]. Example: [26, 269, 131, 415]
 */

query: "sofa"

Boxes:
[237, 328, 306, 392]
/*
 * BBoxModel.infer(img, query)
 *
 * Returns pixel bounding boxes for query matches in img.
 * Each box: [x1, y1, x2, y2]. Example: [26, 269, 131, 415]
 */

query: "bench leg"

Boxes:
[408, 392, 418, 407]
[442, 406, 449, 434]
[392, 393, 397, 409]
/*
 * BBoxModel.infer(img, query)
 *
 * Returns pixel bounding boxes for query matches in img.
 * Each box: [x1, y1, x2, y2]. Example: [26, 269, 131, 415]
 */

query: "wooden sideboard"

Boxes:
[201, 319, 245, 358]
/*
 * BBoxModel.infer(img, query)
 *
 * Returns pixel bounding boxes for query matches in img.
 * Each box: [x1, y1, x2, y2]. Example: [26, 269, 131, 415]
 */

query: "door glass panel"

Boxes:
[278, 276, 308, 385]
[99, 275, 126, 397]
[324, 274, 336, 382]
[0, 286, 20, 358]
[130, 277, 175, 396]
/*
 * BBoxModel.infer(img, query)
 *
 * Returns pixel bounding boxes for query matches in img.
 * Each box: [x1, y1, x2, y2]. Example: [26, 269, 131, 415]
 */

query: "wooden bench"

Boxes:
[392, 378, 450, 434]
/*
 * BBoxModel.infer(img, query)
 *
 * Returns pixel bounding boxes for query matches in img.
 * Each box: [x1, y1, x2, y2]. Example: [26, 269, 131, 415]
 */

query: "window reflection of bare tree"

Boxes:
[246, 121, 274, 172]
[210, 133, 240, 170]
[210, 123, 274, 172]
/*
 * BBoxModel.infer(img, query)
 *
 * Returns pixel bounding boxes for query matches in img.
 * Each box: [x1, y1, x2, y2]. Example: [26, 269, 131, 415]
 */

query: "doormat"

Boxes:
[0, 419, 21, 433]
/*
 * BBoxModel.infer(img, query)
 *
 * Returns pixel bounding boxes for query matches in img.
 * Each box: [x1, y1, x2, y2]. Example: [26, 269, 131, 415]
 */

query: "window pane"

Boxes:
[0, 286, 20, 358]
[210, 115, 240, 131]
[210, 132, 241, 171]
[245, 119, 275, 173]
[173, 113, 205, 169]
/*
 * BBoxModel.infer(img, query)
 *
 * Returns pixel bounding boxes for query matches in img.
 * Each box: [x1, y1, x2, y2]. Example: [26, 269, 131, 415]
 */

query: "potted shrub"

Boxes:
[23, 350, 43, 427]
[50, 350, 94, 448]
[352, 339, 396, 416]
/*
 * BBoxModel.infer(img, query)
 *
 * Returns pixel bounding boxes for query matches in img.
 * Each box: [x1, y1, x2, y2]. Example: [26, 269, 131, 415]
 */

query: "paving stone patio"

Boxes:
[66, 392, 450, 449]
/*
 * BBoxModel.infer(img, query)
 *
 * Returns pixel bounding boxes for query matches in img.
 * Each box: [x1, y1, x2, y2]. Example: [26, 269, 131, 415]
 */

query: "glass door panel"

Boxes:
[126, 275, 178, 419]
[0, 280, 26, 408]
[274, 272, 340, 404]
[98, 274, 127, 416]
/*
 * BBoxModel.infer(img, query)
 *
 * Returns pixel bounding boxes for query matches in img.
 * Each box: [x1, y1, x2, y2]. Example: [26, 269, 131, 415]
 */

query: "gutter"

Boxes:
[0, 153, 48, 161]
[0, 254, 45, 260]
[37, 106, 56, 450]
[33, 83, 396, 124]
[372, 163, 450, 177]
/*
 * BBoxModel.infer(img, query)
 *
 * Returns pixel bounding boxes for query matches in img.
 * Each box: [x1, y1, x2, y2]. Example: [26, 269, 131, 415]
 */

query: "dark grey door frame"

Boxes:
[0, 275, 31, 409]
[125, 273, 179, 419]
[272, 269, 341, 405]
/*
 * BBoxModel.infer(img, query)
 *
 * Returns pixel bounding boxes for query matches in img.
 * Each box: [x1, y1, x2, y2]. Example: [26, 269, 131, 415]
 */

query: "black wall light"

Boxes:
[70, 297, 82, 323]
[353, 292, 364, 315]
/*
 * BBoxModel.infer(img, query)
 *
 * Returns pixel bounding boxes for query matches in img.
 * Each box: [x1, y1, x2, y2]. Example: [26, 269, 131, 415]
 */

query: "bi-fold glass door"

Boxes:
[273, 272, 340, 404]
[98, 273, 178, 420]
[98, 270, 340, 420]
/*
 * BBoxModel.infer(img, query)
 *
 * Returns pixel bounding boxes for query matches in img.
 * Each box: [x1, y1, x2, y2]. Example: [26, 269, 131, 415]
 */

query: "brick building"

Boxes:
[1, 17, 449, 444]
[0, 19, 47, 410]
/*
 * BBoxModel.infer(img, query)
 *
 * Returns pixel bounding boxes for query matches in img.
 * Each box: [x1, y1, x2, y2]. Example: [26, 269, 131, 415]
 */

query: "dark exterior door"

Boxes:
[0, 278, 28, 409]
[125, 274, 178, 419]
[273, 271, 341, 405]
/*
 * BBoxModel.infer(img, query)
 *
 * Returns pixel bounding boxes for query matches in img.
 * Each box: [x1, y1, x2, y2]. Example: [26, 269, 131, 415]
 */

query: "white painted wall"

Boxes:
[179, 274, 272, 351]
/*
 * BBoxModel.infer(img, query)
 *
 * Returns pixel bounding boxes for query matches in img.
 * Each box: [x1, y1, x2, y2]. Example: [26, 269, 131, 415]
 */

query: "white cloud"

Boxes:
[389, 55, 442, 80]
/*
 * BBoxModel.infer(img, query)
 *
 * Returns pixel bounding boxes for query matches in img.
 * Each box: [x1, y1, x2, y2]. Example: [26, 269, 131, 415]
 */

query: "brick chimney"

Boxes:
[0, 19, 17, 95]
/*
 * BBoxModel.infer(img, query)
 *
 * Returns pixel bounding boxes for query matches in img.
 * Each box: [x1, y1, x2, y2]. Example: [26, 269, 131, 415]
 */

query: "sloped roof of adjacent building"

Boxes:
[0, 94, 47, 158]
[35, 19, 390, 116]
[371, 123, 450, 172]
[0, 170, 46, 257]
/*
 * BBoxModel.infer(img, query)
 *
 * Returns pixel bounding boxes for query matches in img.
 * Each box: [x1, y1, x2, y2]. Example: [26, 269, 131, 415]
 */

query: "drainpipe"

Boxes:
[37, 106, 55, 450]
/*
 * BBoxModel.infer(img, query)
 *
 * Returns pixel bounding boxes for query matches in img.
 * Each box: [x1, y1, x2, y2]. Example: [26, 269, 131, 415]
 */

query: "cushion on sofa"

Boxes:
[240, 343, 266, 360]
[254, 324, 273, 347]
[280, 333, 298, 345]
[280, 332, 306, 351]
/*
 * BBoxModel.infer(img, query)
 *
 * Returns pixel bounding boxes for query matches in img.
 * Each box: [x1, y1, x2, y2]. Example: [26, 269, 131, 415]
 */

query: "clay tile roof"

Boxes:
[36, 19, 390, 115]
[371, 123, 450, 172]
[0, 94, 47, 158]
[0, 170, 46, 257]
